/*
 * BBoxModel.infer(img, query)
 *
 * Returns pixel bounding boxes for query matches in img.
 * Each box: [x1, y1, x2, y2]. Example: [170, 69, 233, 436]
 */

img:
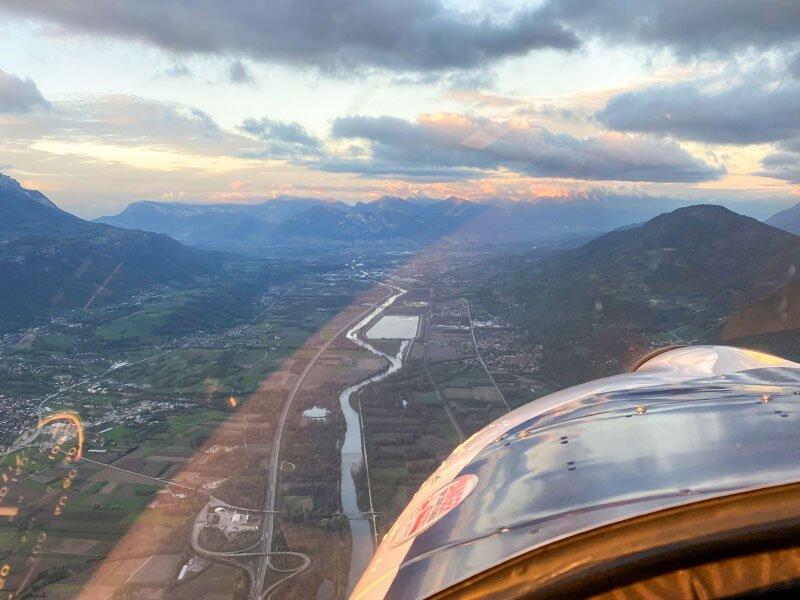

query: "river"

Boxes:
[339, 284, 408, 594]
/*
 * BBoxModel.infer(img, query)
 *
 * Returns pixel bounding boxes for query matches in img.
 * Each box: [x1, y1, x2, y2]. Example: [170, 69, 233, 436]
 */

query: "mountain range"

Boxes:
[95, 196, 326, 249]
[766, 202, 800, 235]
[0, 175, 219, 331]
[96, 193, 690, 251]
[9, 171, 800, 366]
[487, 204, 800, 391]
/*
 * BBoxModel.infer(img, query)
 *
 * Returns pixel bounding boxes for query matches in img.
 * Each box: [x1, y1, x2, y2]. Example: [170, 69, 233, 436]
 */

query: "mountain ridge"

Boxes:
[485, 204, 800, 391]
[0, 173, 91, 240]
[766, 201, 800, 235]
[95, 193, 690, 251]
[0, 175, 222, 331]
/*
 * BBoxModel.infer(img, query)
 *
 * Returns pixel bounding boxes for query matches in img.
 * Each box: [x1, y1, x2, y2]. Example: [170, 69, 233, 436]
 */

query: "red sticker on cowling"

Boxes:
[393, 474, 478, 545]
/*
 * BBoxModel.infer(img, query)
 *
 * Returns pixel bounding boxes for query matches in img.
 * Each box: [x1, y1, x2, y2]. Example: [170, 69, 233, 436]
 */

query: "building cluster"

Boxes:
[476, 327, 542, 376]
[0, 393, 37, 451]
[204, 506, 261, 534]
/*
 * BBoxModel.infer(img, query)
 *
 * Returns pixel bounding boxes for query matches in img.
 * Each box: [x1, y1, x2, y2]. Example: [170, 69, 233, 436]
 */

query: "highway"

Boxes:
[250, 288, 395, 599]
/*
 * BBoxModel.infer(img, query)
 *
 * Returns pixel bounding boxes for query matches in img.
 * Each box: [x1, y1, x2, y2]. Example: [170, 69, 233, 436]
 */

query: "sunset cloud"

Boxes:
[1, 1, 799, 213]
[321, 113, 723, 183]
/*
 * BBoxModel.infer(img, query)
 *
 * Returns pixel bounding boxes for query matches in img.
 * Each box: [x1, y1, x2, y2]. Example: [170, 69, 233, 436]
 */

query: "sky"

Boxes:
[0, 0, 798, 218]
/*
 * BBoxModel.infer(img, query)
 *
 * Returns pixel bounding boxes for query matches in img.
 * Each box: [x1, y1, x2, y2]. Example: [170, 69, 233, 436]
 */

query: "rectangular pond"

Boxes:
[366, 315, 420, 339]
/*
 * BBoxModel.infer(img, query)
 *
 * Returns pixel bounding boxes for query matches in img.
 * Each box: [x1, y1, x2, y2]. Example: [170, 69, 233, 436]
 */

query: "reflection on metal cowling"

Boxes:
[353, 346, 800, 600]
[38, 411, 85, 461]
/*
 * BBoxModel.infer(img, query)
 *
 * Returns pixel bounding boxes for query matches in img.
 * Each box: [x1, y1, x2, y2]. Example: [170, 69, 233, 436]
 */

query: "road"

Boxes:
[250, 288, 395, 600]
[190, 497, 311, 598]
[421, 294, 465, 443]
[423, 361, 465, 443]
[0, 347, 180, 460]
[464, 298, 511, 413]
[2, 286, 300, 461]
[36, 347, 176, 419]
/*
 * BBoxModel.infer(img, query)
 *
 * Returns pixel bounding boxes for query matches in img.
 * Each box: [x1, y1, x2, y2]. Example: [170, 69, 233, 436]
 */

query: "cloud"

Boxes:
[392, 69, 497, 91]
[597, 76, 800, 144]
[543, 0, 800, 58]
[227, 59, 254, 84]
[759, 139, 800, 183]
[791, 52, 800, 79]
[0, 0, 578, 73]
[318, 113, 723, 183]
[65, 97, 225, 148]
[0, 94, 262, 160]
[239, 117, 322, 158]
[0, 69, 50, 113]
[154, 63, 193, 79]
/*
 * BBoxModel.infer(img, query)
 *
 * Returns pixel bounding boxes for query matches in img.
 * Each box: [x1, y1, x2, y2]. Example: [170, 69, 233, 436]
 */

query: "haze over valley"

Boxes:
[5, 159, 800, 600]
[2, 1, 800, 598]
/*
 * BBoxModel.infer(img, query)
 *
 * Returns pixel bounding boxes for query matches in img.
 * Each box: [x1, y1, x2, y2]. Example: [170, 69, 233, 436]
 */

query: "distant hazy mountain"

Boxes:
[487, 205, 800, 390]
[97, 193, 686, 250]
[276, 196, 474, 241]
[766, 202, 800, 235]
[96, 197, 331, 249]
[0, 176, 219, 331]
